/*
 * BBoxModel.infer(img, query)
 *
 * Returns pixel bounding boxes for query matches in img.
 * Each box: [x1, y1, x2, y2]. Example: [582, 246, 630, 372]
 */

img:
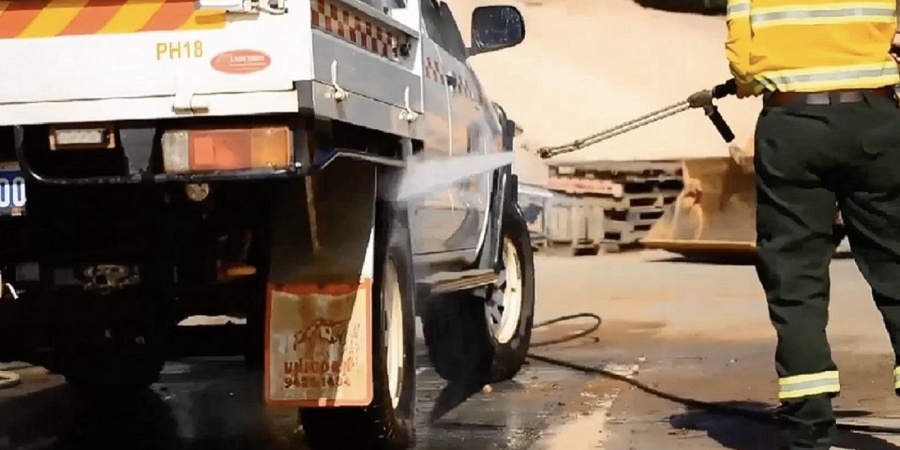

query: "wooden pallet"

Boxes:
[522, 161, 689, 256]
[546, 161, 684, 197]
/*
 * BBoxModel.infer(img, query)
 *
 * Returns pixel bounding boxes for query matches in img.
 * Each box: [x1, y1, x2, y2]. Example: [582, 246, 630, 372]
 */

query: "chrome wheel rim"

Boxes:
[486, 237, 523, 344]
[383, 259, 404, 409]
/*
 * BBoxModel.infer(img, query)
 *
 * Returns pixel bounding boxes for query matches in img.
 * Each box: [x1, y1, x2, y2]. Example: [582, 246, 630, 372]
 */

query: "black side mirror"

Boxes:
[468, 5, 525, 57]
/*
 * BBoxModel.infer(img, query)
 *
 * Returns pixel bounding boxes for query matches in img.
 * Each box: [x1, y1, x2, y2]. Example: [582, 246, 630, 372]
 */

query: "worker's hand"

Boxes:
[735, 81, 758, 99]
[891, 32, 900, 64]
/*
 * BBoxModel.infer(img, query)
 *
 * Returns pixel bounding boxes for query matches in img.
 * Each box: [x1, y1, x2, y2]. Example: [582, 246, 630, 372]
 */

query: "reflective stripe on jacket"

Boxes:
[726, 0, 900, 93]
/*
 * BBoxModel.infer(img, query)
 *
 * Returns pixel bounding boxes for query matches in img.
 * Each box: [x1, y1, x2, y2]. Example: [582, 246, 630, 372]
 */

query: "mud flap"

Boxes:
[263, 159, 377, 408]
[265, 252, 375, 407]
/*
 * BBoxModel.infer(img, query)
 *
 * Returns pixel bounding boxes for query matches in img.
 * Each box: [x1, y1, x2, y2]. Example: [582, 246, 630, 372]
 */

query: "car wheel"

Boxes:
[422, 205, 536, 384]
[56, 346, 166, 393]
[484, 207, 536, 382]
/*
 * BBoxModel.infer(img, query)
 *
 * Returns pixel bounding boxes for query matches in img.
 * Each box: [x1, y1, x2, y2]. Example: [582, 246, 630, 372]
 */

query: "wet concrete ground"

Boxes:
[0, 344, 623, 450]
[545, 250, 900, 450]
[602, 336, 900, 450]
[5, 250, 900, 450]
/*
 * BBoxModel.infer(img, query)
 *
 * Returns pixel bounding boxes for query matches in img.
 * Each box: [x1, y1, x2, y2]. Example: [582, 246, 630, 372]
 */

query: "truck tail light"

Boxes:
[161, 126, 292, 174]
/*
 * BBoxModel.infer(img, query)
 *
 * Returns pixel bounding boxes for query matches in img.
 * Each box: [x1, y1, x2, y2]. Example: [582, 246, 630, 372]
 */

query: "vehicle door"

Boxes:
[409, 0, 457, 257]
[429, 2, 493, 256]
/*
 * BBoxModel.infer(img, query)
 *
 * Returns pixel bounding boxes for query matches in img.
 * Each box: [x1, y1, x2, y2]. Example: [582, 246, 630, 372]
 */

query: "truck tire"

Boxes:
[299, 202, 417, 450]
[485, 206, 536, 382]
[53, 266, 171, 394]
[422, 205, 536, 384]
[56, 347, 166, 393]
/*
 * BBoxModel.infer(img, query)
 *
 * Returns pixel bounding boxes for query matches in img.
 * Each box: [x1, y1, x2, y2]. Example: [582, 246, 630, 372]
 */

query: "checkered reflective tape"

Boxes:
[423, 57, 481, 101]
[457, 78, 475, 100]
[310, 0, 400, 60]
[424, 57, 445, 84]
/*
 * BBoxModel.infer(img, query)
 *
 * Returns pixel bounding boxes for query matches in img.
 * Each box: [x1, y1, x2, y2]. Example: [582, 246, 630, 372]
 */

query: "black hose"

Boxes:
[530, 313, 604, 348]
[527, 313, 900, 434]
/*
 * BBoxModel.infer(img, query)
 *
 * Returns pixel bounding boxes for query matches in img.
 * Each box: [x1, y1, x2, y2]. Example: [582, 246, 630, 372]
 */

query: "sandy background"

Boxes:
[451, 0, 764, 185]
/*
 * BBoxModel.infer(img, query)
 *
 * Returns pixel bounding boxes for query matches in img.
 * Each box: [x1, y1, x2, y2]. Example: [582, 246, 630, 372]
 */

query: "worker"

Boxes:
[725, 0, 900, 448]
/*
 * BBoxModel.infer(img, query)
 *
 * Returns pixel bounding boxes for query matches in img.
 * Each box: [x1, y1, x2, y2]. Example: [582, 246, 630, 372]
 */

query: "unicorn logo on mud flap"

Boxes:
[276, 318, 351, 355]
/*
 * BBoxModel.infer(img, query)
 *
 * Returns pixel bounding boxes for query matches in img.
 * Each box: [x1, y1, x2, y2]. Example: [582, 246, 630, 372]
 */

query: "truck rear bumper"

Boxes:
[0, 90, 301, 127]
[16, 146, 403, 186]
[10, 113, 403, 185]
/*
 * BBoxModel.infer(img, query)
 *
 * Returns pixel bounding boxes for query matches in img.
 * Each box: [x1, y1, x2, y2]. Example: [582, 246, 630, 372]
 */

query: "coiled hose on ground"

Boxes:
[527, 312, 900, 434]
[0, 362, 28, 389]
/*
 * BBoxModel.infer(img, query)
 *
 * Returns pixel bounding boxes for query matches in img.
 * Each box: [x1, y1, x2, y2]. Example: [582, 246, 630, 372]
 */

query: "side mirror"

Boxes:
[468, 5, 525, 57]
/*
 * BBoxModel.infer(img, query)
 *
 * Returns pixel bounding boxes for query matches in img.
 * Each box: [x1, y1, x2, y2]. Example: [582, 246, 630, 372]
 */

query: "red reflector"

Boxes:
[189, 130, 254, 171]
[162, 126, 292, 174]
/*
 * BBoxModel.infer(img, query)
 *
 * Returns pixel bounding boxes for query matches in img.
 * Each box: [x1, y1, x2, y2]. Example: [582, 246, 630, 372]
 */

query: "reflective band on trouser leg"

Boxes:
[757, 62, 900, 92]
[893, 367, 900, 389]
[778, 371, 841, 400]
[751, 3, 896, 29]
[726, 0, 750, 20]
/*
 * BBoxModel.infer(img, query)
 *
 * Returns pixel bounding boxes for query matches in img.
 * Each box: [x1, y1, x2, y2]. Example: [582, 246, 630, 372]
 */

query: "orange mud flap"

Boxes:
[265, 265, 375, 407]
[263, 158, 377, 408]
[640, 151, 758, 259]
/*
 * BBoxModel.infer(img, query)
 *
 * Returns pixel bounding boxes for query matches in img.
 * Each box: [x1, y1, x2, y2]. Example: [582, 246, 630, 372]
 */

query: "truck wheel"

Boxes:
[56, 347, 166, 393]
[422, 206, 536, 384]
[484, 207, 536, 382]
[299, 204, 417, 450]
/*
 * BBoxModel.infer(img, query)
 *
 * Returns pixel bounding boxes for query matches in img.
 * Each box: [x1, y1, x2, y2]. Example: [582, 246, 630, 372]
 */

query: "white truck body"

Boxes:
[0, 0, 430, 138]
[0, 0, 512, 254]
[0, 0, 531, 259]
[0, 3, 529, 447]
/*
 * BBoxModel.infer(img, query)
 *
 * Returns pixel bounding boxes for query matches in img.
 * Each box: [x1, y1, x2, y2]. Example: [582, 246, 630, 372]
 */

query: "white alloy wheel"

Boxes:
[486, 237, 524, 345]
[383, 258, 405, 409]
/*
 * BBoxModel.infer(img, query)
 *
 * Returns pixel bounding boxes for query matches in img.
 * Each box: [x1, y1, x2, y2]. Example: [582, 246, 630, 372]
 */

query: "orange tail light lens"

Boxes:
[162, 126, 292, 174]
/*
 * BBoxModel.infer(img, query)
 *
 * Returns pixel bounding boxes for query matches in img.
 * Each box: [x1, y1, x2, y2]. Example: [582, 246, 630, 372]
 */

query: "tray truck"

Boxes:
[0, 0, 536, 447]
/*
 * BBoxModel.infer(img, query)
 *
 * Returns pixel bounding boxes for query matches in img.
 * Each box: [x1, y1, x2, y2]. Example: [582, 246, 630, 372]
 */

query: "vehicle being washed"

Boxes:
[0, 0, 534, 448]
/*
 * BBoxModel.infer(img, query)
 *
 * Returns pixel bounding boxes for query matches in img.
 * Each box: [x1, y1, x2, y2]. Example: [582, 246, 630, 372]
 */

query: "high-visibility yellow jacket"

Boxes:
[726, 0, 900, 95]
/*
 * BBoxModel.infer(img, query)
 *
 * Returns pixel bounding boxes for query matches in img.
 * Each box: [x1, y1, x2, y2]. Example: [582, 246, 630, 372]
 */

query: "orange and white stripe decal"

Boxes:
[0, 0, 226, 40]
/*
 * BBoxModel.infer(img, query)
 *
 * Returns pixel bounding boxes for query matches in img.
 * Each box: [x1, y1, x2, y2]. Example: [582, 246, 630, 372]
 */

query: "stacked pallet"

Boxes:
[544, 160, 684, 252]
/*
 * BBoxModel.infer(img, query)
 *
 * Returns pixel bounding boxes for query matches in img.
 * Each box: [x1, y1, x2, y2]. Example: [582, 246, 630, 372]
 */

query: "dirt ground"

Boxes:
[528, 250, 900, 449]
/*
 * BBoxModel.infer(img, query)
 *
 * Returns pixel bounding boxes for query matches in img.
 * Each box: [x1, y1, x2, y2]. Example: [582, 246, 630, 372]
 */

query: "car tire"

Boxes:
[53, 265, 171, 394]
[299, 201, 417, 450]
[485, 206, 536, 382]
[56, 346, 166, 393]
[422, 204, 536, 385]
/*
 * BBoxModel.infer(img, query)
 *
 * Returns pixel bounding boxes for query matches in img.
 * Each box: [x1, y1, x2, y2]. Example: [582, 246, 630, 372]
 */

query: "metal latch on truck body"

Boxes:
[172, 92, 210, 114]
[195, 0, 287, 15]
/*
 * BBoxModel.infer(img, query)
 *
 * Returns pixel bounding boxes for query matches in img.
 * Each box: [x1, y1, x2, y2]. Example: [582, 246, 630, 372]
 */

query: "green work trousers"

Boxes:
[755, 90, 900, 450]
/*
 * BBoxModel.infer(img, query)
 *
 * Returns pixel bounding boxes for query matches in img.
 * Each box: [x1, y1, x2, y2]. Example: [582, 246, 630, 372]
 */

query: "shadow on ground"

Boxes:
[648, 254, 759, 266]
[669, 401, 900, 450]
[646, 250, 854, 267]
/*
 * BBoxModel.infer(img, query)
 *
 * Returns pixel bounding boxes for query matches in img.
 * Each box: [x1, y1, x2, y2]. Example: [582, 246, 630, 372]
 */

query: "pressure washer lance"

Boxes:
[537, 79, 739, 159]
